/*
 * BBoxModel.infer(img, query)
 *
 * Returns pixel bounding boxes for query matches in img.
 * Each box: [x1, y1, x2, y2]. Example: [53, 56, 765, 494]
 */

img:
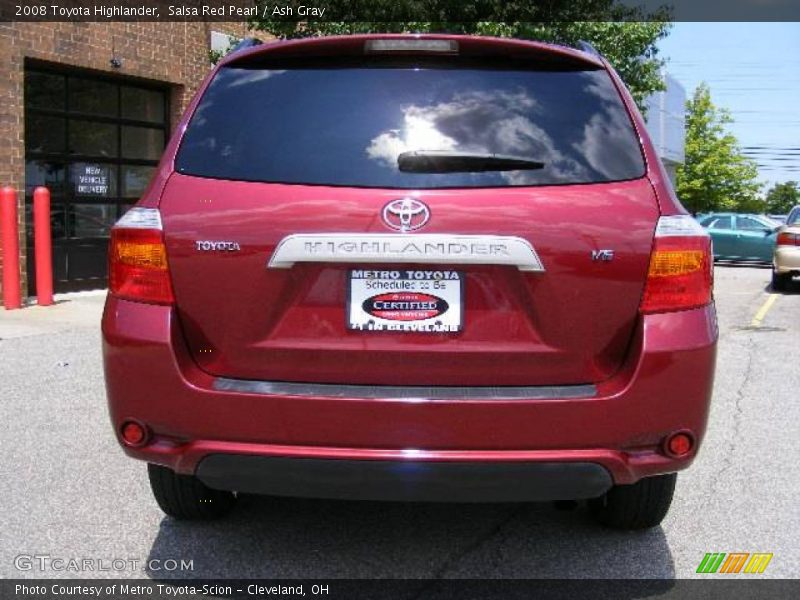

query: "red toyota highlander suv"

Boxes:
[103, 34, 717, 529]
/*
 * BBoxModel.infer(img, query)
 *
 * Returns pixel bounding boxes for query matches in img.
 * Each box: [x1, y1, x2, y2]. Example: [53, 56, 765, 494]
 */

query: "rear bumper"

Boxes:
[102, 297, 717, 492]
[774, 246, 800, 273]
[197, 455, 612, 502]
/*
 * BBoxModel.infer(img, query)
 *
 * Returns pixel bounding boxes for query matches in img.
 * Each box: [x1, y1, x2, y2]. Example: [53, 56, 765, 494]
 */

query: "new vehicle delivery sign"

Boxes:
[347, 270, 463, 332]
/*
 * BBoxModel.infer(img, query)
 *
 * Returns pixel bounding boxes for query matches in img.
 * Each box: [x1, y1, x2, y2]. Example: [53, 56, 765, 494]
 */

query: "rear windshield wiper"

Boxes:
[398, 150, 546, 173]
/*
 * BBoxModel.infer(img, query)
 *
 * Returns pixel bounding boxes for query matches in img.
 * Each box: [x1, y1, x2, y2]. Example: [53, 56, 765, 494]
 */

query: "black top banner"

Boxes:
[2, 0, 800, 22]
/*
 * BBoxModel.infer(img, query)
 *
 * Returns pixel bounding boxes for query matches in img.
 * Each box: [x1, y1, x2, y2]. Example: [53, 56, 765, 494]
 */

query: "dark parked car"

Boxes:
[697, 212, 780, 262]
[103, 34, 717, 530]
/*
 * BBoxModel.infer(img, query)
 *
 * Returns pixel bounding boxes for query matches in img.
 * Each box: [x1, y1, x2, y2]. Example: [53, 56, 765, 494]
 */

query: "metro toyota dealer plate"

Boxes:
[348, 269, 463, 332]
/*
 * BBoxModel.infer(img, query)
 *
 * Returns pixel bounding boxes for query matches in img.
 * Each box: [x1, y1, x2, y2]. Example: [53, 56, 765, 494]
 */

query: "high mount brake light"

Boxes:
[109, 208, 174, 305]
[364, 39, 459, 54]
[640, 215, 713, 314]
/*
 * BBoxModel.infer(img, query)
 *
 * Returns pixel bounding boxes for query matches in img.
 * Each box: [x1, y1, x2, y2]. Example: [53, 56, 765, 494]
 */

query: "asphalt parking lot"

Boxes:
[1, 266, 798, 580]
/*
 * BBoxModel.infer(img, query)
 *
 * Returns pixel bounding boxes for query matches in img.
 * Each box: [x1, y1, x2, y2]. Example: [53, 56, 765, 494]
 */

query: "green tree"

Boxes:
[249, 1, 671, 110]
[675, 83, 762, 214]
[209, 36, 241, 64]
[763, 181, 800, 214]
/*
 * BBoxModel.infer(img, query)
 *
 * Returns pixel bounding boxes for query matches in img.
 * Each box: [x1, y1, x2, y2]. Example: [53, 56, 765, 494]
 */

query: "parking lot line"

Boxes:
[750, 293, 779, 327]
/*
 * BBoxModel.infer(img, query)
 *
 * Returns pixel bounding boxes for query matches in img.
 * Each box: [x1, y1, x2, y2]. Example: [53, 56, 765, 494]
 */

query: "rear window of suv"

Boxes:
[175, 62, 646, 189]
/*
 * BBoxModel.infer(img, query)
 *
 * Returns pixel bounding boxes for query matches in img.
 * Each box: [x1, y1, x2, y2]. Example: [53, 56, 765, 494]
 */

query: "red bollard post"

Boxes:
[33, 186, 54, 306]
[1, 186, 22, 310]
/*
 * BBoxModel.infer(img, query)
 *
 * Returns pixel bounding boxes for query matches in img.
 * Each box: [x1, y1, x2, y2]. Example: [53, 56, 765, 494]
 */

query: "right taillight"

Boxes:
[777, 231, 800, 246]
[109, 207, 174, 305]
[640, 215, 713, 314]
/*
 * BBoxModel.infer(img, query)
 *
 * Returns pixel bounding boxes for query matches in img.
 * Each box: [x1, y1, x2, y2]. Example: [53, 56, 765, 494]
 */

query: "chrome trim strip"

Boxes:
[267, 233, 545, 271]
[213, 378, 595, 400]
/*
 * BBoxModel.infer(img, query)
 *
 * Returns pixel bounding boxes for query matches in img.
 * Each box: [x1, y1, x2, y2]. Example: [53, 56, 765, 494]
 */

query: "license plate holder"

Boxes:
[347, 269, 463, 333]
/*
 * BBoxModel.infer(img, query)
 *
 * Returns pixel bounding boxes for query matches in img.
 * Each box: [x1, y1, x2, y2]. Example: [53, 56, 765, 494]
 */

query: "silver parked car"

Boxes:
[773, 206, 800, 290]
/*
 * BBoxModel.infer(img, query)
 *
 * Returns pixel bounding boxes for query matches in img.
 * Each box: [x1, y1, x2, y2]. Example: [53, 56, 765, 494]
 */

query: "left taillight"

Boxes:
[109, 207, 174, 305]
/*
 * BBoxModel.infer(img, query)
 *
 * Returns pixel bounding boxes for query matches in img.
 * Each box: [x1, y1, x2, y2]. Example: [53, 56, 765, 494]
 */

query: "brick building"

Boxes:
[0, 21, 248, 302]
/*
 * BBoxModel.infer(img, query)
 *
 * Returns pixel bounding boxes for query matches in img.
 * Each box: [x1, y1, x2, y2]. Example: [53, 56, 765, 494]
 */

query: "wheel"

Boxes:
[589, 473, 676, 530]
[148, 463, 236, 520]
[772, 269, 790, 291]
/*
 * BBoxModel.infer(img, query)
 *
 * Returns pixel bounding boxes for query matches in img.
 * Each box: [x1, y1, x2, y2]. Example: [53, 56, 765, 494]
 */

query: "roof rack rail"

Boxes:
[576, 41, 602, 57]
[231, 37, 263, 53]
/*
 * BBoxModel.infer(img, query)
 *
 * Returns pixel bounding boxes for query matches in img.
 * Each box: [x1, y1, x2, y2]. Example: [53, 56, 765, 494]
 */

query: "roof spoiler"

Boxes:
[231, 37, 263, 53]
[576, 41, 602, 58]
[222, 36, 605, 70]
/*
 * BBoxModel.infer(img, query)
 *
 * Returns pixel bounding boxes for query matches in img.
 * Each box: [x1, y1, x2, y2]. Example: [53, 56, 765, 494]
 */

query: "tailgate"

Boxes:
[161, 175, 657, 386]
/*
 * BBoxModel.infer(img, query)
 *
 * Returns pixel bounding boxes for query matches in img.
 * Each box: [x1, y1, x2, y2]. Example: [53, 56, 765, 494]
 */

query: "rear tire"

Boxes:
[589, 473, 676, 530]
[772, 269, 790, 291]
[148, 463, 236, 520]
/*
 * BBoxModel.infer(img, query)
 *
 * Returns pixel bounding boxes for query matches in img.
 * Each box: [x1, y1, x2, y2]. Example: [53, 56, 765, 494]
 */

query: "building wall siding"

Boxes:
[0, 21, 247, 303]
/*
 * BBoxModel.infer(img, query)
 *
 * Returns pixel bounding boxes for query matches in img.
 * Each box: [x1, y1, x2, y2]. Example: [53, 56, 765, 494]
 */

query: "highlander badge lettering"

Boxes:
[305, 240, 509, 257]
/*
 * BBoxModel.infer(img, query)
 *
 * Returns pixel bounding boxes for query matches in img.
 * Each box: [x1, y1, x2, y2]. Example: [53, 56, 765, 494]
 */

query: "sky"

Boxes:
[657, 22, 800, 190]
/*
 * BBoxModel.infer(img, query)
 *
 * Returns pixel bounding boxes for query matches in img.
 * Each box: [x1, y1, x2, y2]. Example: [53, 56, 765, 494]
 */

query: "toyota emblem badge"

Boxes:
[382, 198, 430, 232]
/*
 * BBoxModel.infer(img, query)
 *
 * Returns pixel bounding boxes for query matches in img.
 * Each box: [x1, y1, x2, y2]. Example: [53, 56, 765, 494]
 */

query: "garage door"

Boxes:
[24, 66, 169, 293]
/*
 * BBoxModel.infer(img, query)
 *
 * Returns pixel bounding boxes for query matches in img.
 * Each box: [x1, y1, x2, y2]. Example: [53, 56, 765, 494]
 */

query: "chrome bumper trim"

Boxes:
[213, 378, 595, 400]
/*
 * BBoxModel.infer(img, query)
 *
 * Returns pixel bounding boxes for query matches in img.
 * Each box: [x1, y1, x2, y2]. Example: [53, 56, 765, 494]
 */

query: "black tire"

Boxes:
[148, 463, 236, 520]
[772, 269, 790, 291]
[589, 473, 676, 530]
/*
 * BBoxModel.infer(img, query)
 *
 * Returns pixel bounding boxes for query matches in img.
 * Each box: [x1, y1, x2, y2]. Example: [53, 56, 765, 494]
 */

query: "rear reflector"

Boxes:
[777, 231, 800, 246]
[640, 215, 713, 314]
[664, 431, 694, 458]
[365, 39, 459, 54]
[120, 420, 149, 447]
[109, 208, 174, 305]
